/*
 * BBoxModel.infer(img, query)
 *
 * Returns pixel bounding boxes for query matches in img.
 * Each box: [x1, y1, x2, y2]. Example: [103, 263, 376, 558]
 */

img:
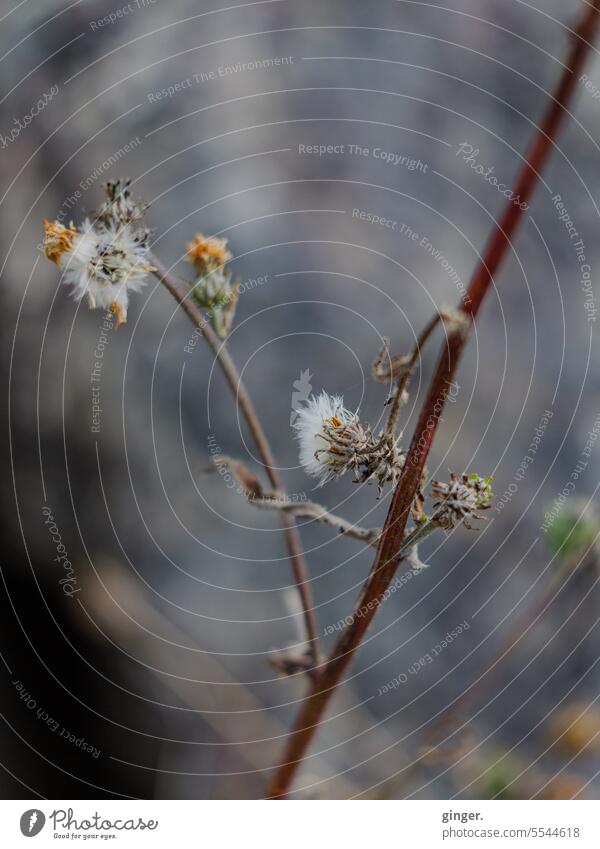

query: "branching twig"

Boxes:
[149, 253, 321, 669]
[266, 1, 600, 797]
[374, 307, 465, 438]
[209, 453, 382, 546]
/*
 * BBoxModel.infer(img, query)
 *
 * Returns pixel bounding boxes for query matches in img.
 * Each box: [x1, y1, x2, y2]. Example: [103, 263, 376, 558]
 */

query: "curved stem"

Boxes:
[266, 0, 600, 797]
[149, 253, 321, 668]
[383, 311, 442, 437]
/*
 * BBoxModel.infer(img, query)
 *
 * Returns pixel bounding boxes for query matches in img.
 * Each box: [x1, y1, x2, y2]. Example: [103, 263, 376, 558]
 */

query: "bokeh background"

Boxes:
[3, 0, 600, 799]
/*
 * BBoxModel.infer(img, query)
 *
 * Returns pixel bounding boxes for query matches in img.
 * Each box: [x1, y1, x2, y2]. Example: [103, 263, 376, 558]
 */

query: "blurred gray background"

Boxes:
[2, 0, 600, 799]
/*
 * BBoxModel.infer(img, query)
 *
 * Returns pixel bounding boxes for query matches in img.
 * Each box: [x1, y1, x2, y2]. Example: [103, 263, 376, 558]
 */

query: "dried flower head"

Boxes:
[43, 219, 78, 265]
[185, 231, 237, 337]
[94, 178, 150, 239]
[294, 391, 405, 494]
[431, 472, 492, 530]
[186, 231, 232, 273]
[42, 181, 154, 328]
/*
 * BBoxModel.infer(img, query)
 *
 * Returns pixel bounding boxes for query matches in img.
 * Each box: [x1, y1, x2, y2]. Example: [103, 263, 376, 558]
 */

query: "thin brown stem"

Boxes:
[208, 453, 382, 546]
[378, 311, 443, 437]
[266, 1, 600, 798]
[149, 253, 321, 668]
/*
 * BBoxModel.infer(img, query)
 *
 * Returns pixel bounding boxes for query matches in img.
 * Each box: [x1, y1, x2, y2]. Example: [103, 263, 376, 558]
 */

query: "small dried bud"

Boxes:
[294, 391, 405, 494]
[185, 232, 237, 336]
[431, 472, 492, 530]
[43, 219, 77, 265]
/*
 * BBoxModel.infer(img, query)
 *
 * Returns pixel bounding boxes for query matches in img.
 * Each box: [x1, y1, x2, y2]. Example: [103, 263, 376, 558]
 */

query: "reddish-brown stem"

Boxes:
[266, 1, 600, 798]
[149, 253, 321, 669]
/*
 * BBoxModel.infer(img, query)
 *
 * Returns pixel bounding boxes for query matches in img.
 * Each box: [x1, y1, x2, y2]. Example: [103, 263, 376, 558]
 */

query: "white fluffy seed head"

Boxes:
[294, 391, 406, 494]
